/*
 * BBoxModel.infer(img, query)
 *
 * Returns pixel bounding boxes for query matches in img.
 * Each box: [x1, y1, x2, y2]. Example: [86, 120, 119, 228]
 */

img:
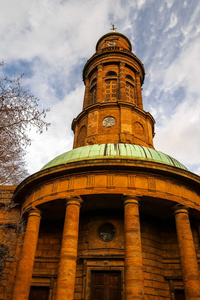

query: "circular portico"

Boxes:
[14, 143, 199, 214]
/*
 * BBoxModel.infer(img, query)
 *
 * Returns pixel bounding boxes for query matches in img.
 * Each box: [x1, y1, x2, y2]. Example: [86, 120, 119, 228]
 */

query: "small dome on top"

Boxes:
[96, 31, 132, 52]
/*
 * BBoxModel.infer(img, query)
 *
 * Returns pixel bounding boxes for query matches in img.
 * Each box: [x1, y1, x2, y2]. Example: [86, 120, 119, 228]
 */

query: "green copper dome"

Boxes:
[41, 144, 187, 171]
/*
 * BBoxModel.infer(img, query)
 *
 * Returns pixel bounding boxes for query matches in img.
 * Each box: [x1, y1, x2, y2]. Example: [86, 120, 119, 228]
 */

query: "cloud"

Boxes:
[164, 12, 178, 33]
[136, 0, 146, 9]
[154, 96, 200, 173]
[170, 13, 178, 29]
[25, 83, 84, 172]
[0, 0, 116, 63]
[166, 0, 174, 9]
[151, 36, 200, 174]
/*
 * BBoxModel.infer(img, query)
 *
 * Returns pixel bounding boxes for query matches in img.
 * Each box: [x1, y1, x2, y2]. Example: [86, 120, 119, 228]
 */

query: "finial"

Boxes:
[111, 23, 117, 32]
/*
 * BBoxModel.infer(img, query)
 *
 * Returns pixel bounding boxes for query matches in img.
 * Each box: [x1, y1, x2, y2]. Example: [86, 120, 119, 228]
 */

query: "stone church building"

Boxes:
[1, 30, 200, 300]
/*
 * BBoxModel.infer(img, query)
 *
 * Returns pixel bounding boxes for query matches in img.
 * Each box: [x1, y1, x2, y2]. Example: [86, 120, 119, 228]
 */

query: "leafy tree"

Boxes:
[0, 62, 50, 184]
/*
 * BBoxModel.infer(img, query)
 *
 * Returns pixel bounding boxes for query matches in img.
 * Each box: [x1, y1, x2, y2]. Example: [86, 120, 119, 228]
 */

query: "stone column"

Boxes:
[119, 62, 126, 101]
[12, 208, 41, 300]
[174, 205, 200, 299]
[55, 197, 82, 300]
[83, 77, 90, 109]
[124, 196, 144, 299]
[96, 64, 103, 102]
[135, 73, 143, 109]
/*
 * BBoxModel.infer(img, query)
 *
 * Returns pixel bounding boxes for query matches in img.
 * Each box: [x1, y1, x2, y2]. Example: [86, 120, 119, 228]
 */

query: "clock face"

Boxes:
[102, 116, 116, 127]
[107, 41, 116, 46]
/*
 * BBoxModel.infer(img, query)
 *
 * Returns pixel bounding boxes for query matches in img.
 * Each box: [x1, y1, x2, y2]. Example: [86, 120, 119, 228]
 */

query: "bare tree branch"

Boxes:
[0, 62, 50, 184]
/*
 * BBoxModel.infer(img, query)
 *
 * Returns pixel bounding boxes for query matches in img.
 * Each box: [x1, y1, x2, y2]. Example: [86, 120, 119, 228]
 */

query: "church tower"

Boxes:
[8, 30, 200, 300]
[72, 30, 155, 149]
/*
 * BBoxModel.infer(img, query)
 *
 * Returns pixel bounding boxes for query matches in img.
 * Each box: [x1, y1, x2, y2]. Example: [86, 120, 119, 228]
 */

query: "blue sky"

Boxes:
[1, 0, 200, 175]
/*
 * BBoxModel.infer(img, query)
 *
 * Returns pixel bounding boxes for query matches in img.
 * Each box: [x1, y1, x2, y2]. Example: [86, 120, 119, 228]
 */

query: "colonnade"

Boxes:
[11, 197, 200, 300]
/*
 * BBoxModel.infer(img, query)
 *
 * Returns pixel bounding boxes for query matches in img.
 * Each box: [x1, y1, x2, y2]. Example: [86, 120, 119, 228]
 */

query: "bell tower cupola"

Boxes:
[72, 30, 155, 149]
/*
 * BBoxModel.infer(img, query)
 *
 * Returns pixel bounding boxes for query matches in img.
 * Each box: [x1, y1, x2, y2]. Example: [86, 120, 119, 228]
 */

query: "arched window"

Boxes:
[125, 75, 135, 103]
[126, 74, 134, 82]
[126, 81, 135, 103]
[106, 71, 117, 77]
[133, 122, 144, 136]
[90, 78, 97, 104]
[78, 125, 87, 147]
[91, 78, 97, 87]
[90, 86, 97, 104]
[104, 71, 118, 102]
[105, 79, 117, 102]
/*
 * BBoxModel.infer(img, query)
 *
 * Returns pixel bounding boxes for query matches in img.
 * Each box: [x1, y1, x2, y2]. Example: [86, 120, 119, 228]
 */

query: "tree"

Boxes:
[0, 62, 50, 184]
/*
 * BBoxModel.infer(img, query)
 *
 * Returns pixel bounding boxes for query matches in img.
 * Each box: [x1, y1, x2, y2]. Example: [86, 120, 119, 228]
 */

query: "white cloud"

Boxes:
[137, 0, 146, 9]
[165, 0, 174, 9]
[154, 97, 200, 174]
[164, 13, 177, 33]
[169, 13, 178, 28]
[151, 36, 200, 173]
[25, 84, 84, 172]
[0, 0, 113, 63]
[162, 37, 200, 95]
[179, 4, 200, 46]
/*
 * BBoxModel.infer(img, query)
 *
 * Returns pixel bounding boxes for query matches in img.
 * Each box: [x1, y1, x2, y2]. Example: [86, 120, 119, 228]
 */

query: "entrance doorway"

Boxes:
[91, 271, 121, 300]
[174, 289, 185, 300]
[28, 286, 49, 300]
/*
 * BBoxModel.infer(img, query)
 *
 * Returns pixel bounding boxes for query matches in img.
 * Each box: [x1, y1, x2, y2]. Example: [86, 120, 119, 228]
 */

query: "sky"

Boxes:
[0, 0, 200, 176]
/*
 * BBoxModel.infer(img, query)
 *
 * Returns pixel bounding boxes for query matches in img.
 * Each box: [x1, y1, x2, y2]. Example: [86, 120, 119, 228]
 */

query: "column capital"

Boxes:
[66, 197, 83, 208]
[123, 195, 140, 206]
[173, 204, 189, 215]
[28, 208, 41, 219]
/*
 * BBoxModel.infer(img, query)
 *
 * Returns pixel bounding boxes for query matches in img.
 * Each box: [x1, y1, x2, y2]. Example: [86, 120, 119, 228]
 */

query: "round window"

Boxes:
[98, 223, 116, 242]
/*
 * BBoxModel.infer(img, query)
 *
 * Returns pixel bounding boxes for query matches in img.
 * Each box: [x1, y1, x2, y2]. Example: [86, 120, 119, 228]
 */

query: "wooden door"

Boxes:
[174, 289, 185, 300]
[91, 271, 121, 300]
[29, 286, 49, 300]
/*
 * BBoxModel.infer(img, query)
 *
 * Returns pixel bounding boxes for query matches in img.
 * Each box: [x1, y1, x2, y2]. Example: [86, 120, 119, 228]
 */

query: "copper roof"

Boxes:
[41, 144, 187, 171]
